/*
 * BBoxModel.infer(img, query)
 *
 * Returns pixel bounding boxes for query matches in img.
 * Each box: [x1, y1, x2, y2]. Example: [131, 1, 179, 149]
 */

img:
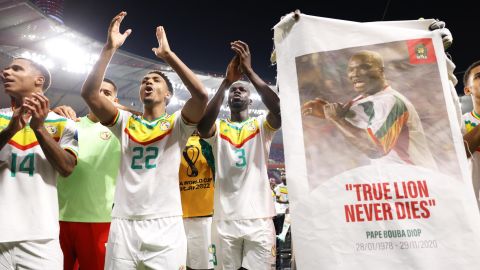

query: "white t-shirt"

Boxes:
[0, 108, 78, 242]
[108, 110, 195, 219]
[463, 111, 480, 209]
[346, 86, 436, 169]
[205, 115, 277, 220]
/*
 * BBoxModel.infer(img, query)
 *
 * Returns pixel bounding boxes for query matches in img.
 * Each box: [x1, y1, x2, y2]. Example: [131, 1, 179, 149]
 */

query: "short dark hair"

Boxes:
[230, 81, 252, 94]
[15, 57, 51, 91]
[463, 60, 480, 86]
[147, 70, 174, 95]
[103, 77, 118, 94]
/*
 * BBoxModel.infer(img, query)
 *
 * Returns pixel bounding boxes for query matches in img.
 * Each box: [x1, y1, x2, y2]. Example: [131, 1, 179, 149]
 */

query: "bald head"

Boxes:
[349, 50, 384, 69]
[347, 50, 387, 95]
[228, 81, 252, 112]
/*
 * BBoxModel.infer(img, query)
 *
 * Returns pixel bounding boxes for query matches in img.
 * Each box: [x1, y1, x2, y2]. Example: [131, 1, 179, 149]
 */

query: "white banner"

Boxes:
[274, 14, 480, 269]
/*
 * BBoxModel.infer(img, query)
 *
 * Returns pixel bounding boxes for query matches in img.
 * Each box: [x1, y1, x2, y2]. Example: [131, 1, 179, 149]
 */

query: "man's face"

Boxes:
[100, 81, 118, 104]
[1, 59, 42, 97]
[228, 82, 251, 111]
[139, 73, 170, 106]
[347, 55, 384, 95]
[465, 65, 480, 100]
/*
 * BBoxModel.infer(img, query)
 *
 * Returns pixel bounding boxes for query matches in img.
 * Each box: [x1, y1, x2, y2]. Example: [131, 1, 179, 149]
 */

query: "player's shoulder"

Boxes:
[463, 111, 477, 122]
[0, 107, 12, 116]
[46, 111, 69, 122]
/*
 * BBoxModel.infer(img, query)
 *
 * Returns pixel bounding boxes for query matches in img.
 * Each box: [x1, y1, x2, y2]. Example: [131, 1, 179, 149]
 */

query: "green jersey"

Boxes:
[57, 116, 120, 222]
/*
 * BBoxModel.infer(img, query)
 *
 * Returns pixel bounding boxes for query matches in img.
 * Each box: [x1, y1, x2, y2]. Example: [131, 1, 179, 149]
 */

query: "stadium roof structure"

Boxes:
[0, 0, 272, 120]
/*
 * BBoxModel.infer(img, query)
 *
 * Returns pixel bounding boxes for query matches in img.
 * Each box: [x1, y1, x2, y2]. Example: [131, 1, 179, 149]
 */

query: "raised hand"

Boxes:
[302, 98, 328, 119]
[22, 93, 50, 131]
[225, 55, 242, 83]
[152, 26, 172, 60]
[230, 40, 252, 74]
[7, 106, 30, 134]
[106, 11, 132, 50]
[52, 105, 79, 122]
[428, 19, 452, 50]
[324, 102, 351, 121]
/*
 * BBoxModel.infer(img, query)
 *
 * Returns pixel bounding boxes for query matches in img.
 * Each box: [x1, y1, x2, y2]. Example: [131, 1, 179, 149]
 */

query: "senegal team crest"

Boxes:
[246, 121, 257, 132]
[159, 120, 171, 131]
[45, 125, 57, 135]
[415, 44, 428, 60]
[219, 119, 260, 148]
[100, 131, 111, 140]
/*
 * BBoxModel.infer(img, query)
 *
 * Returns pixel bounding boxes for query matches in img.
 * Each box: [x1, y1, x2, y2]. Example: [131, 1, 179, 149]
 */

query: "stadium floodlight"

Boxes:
[20, 51, 55, 69]
[22, 34, 38, 41]
[43, 37, 99, 74]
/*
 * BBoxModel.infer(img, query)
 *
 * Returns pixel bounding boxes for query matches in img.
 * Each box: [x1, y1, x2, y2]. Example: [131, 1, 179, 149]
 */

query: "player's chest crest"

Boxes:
[219, 119, 259, 148]
[124, 115, 174, 145]
[4, 119, 65, 150]
[99, 131, 112, 140]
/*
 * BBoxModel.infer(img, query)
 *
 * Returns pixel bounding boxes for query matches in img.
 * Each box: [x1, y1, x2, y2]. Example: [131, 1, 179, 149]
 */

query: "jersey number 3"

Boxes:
[234, 149, 246, 168]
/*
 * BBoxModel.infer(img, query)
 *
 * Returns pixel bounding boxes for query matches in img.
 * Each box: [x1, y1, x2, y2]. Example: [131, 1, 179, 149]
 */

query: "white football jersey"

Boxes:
[0, 108, 78, 242]
[108, 110, 195, 219]
[346, 87, 436, 169]
[205, 115, 277, 220]
[463, 111, 480, 209]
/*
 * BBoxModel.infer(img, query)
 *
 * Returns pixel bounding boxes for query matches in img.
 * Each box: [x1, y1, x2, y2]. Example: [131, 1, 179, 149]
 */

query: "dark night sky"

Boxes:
[63, 0, 477, 92]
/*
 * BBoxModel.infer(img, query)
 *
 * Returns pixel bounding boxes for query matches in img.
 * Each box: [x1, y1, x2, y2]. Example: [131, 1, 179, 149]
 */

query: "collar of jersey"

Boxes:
[472, 110, 480, 120]
[226, 117, 252, 125]
[224, 117, 253, 130]
[133, 113, 169, 129]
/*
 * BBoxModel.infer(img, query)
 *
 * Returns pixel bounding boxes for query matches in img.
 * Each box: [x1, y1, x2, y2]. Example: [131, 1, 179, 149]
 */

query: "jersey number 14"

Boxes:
[11, 153, 35, 177]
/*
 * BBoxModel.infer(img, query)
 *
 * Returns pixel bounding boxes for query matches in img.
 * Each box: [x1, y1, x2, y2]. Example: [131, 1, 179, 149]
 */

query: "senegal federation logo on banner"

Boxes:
[406, 38, 436, 64]
[415, 44, 428, 59]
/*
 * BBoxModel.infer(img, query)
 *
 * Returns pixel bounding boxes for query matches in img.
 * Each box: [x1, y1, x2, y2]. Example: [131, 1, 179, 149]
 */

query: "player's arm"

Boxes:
[151, 26, 208, 123]
[197, 55, 242, 138]
[0, 106, 30, 150]
[114, 103, 142, 116]
[81, 11, 131, 125]
[324, 102, 391, 159]
[301, 98, 328, 119]
[231, 40, 281, 129]
[464, 125, 480, 158]
[24, 93, 76, 177]
[329, 118, 385, 158]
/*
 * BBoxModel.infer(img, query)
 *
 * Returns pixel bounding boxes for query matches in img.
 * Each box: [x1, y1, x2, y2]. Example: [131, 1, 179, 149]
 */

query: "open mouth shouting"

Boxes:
[144, 85, 154, 96]
[352, 78, 366, 89]
[1, 76, 14, 88]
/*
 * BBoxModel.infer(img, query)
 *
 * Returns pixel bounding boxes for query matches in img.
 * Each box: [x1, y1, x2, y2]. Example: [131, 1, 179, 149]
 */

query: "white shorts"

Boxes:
[105, 216, 187, 270]
[212, 218, 276, 270]
[0, 239, 62, 269]
[184, 217, 214, 269]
